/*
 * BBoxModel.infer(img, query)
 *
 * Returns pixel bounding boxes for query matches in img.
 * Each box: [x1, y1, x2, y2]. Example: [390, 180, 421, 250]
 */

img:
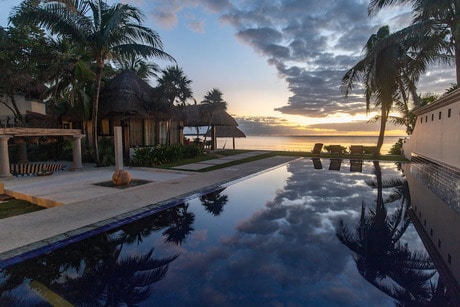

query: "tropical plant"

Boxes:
[342, 25, 429, 156]
[370, 92, 438, 135]
[15, 0, 175, 163]
[368, 0, 460, 85]
[201, 88, 227, 111]
[114, 54, 160, 80]
[0, 22, 50, 126]
[157, 65, 193, 106]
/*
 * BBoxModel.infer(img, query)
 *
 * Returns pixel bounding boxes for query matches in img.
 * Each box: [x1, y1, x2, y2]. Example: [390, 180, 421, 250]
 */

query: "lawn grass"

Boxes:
[153, 149, 408, 171]
[0, 199, 44, 219]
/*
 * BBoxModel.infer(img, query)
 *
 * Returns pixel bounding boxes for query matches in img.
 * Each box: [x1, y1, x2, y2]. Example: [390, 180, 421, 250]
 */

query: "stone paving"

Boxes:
[171, 151, 266, 170]
[0, 152, 297, 263]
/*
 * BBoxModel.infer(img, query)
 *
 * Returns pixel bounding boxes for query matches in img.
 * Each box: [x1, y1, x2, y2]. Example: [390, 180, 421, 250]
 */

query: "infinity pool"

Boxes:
[0, 158, 454, 305]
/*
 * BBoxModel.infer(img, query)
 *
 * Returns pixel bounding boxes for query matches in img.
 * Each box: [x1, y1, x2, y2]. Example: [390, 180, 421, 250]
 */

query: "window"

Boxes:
[430, 228, 433, 236]
[448, 108, 452, 117]
[438, 239, 441, 249]
[420, 117, 423, 123]
[448, 254, 452, 265]
[439, 111, 442, 119]
[431, 114, 434, 121]
[425, 115, 428, 122]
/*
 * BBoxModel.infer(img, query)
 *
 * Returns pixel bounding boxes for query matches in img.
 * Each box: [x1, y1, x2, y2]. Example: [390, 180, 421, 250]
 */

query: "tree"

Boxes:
[201, 88, 227, 111]
[0, 23, 50, 126]
[16, 0, 175, 163]
[369, 0, 460, 85]
[369, 92, 438, 135]
[157, 65, 193, 106]
[114, 54, 160, 80]
[342, 26, 426, 156]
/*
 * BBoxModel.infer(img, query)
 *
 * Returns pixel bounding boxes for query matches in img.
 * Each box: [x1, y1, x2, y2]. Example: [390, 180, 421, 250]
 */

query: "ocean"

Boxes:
[209, 135, 405, 154]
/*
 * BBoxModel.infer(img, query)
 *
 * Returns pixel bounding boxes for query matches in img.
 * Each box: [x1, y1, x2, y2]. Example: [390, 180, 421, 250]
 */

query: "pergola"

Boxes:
[0, 128, 83, 177]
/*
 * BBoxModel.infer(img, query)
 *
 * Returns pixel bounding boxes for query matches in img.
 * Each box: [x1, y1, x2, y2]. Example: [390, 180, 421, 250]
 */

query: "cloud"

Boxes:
[146, 0, 456, 118]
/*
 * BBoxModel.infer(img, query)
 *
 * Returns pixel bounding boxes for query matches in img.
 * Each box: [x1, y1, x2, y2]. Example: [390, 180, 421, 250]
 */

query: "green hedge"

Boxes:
[131, 144, 204, 167]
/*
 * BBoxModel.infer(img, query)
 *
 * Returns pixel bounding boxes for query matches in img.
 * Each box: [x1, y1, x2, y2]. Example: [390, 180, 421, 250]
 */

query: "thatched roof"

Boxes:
[183, 104, 238, 126]
[205, 126, 246, 138]
[99, 70, 171, 120]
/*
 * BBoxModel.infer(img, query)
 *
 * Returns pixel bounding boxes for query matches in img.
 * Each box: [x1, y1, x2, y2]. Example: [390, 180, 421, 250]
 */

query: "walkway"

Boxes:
[0, 152, 296, 263]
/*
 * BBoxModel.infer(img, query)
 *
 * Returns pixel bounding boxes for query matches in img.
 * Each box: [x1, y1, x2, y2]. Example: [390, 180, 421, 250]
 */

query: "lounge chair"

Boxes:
[312, 143, 323, 156]
[329, 158, 342, 171]
[329, 145, 342, 156]
[350, 145, 364, 158]
[350, 159, 363, 172]
[312, 158, 323, 169]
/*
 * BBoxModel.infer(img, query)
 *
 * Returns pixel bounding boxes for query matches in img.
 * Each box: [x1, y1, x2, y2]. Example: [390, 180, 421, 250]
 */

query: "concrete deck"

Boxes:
[0, 153, 296, 263]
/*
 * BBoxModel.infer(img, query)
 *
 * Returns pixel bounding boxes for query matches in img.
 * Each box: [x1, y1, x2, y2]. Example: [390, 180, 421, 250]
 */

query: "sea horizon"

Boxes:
[186, 134, 406, 154]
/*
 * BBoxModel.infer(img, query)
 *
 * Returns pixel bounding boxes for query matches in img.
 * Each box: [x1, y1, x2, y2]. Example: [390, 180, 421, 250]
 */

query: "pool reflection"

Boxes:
[0, 159, 458, 305]
[337, 161, 451, 304]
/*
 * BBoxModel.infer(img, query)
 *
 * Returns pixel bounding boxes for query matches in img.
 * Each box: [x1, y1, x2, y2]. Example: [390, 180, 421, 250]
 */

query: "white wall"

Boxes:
[404, 90, 460, 170]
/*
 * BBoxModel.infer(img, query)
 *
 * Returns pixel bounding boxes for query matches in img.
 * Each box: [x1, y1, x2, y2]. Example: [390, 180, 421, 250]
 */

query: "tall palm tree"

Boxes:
[114, 54, 160, 80]
[369, 0, 460, 85]
[201, 88, 227, 111]
[157, 65, 193, 106]
[342, 25, 425, 156]
[16, 0, 175, 163]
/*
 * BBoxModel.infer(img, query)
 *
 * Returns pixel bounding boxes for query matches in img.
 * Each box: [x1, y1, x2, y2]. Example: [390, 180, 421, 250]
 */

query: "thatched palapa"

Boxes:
[183, 104, 237, 127]
[99, 70, 171, 120]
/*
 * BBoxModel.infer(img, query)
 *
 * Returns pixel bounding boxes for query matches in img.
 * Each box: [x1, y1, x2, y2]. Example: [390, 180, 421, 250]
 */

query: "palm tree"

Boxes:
[157, 65, 193, 106]
[369, 0, 460, 85]
[342, 25, 426, 156]
[16, 0, 175, 163]
[114, 54, 160, 80]
[369, 92, 438, 135]
[201, 88, 227, 111]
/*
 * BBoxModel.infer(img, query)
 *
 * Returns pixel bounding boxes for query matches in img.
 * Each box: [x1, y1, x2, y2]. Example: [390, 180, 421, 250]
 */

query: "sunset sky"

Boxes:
[0, 0, 456, 135]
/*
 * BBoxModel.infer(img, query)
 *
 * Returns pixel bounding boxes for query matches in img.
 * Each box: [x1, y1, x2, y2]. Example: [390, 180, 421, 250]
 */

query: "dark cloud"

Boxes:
[215, 0, 455, 117]
[148, 0, 456, 118]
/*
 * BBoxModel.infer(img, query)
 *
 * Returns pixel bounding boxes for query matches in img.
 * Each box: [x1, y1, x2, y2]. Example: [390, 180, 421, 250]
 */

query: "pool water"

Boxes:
[0, 159, 453, 306]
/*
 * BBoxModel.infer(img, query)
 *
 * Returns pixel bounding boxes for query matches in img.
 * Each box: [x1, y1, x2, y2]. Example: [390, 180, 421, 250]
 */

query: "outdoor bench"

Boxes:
[10, 162, 65, 177]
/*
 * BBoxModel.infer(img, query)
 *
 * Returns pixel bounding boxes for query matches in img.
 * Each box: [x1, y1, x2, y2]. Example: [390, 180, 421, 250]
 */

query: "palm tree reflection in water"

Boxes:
[0, 203, 198, 305]
[200, 187, 229, 216]
[336, 161, 450, 304]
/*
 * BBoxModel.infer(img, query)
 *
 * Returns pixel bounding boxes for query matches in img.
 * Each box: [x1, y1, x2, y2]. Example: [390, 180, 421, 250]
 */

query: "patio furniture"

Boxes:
[329, 145, 343, 156]
[350, 145, 364, 158]
[350, 160, 363, 172]
[312, 158, 323, 169]
[312, 143, 323, 155]
[329, 158, 342, 171]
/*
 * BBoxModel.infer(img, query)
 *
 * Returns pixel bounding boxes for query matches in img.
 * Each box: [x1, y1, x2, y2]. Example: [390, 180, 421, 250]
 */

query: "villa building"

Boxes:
[402, 88, 460, 295]
[0, 93, 46, 127]
[403, 88, 460, 169]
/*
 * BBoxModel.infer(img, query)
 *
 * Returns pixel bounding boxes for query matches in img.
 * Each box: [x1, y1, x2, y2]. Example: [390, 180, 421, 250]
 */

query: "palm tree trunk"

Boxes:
[374, 107, 389, 157]
[454, 1, 460, 86]
[92, 59, 104, 164]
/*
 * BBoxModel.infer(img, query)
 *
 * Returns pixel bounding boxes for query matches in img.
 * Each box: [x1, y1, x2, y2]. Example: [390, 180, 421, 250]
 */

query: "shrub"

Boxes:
[98, 137, 115, 166]
[131, 143, 204, 167]
[389, 138, 404, 155]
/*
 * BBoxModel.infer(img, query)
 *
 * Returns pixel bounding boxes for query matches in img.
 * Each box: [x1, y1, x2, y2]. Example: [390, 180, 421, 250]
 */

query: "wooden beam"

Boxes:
[0, 128, 82, 137]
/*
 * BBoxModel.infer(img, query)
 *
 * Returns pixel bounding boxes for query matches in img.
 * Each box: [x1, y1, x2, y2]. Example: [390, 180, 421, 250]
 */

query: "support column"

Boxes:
[0, 135, 12, 177]
[71, 135, 83, 171]
[114, 126, 123, 171]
